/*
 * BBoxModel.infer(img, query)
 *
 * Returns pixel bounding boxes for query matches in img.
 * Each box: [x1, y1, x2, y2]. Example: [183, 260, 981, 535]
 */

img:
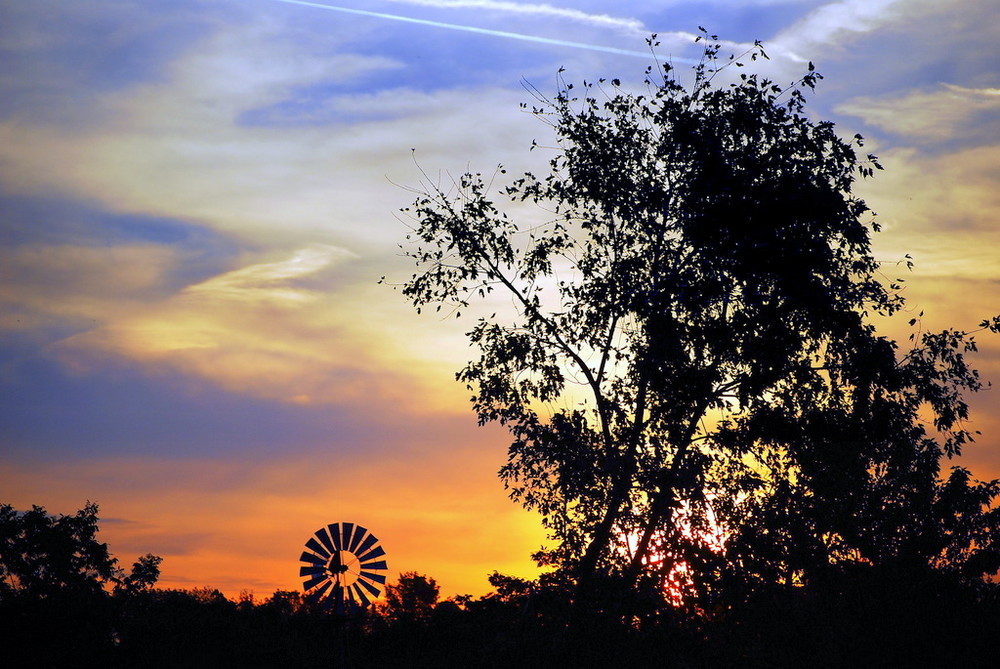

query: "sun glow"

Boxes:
[623, 497, 727, 607]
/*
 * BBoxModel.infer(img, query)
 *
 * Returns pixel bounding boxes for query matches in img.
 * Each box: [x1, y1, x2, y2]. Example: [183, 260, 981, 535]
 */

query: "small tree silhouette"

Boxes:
[380, 571, 440, 625]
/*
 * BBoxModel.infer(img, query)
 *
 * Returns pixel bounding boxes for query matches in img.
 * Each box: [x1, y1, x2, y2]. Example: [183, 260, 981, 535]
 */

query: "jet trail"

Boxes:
[268, 0, 696, 63]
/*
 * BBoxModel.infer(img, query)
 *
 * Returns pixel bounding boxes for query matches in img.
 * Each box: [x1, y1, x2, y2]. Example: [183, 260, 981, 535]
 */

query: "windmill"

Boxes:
[299, 522, 388, 613]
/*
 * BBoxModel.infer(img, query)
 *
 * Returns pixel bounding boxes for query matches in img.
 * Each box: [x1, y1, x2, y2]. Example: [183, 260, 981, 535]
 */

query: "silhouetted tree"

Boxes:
[0, 501, 161, 598]
[380, 571, 440, 625]
[396, 31, 1000, 614]
[1, 501, 115, 598]
[264, 588, 307, 616]
[117, 552, 163, 595]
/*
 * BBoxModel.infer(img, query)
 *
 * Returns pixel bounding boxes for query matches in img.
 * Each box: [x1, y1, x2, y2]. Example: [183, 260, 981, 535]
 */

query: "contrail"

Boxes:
[268, 0, 697, 63]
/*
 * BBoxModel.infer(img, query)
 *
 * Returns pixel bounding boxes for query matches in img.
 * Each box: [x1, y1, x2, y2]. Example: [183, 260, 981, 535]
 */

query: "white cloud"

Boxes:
[945, 84, 1000, 98]
[770, 0, 906, 61]
[185, 245, 354, 304]
[0, 19, 545, 252]
[0, 15, 558, 412]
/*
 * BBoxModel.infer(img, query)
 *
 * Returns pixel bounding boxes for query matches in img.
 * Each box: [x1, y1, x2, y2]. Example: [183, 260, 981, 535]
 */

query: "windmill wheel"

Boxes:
[299, 522, 387, 610]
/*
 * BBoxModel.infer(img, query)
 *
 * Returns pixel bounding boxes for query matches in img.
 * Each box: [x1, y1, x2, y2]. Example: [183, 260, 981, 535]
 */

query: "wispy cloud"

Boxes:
[0, 19, 543, 250]
[54, 244, 466, 409]
[0, 243, 181, 332]
[267, 0, 684, 61]
[865, 144, 1000, 277]
[384, 0, 646, 34]
[836, 83, 1000, 141]
[184, 245, 354, 304]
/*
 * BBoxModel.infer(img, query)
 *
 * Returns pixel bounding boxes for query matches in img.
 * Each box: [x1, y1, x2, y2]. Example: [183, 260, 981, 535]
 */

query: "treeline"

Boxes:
[7, 565, 1000, 667]
[112, 572, 1000, 668]
[3, 502, 1000, 667]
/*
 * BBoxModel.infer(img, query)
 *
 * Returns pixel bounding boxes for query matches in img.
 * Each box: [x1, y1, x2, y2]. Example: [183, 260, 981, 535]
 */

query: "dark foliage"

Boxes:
[0, 502, 161, 668]
[4, 517, 998, 668]
[98, 574, 1000, 668]
[379, 570, 440, 625]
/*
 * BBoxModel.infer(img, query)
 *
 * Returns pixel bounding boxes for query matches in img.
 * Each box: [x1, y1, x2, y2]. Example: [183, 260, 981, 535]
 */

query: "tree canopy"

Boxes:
[0, 501, 161, 600]
[380, 570, 440, 625]
[397, 33, 1000, 613]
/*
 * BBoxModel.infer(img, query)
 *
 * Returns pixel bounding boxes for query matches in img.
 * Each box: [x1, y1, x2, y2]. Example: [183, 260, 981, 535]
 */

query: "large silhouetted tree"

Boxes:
[397, 33, 1000, 613]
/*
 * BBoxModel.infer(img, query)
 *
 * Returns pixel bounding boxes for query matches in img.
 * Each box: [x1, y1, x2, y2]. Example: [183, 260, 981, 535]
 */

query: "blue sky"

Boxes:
[2, 0, 999, 597]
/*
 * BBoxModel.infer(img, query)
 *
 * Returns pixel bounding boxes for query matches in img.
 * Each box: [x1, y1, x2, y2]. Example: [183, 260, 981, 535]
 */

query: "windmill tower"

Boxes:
[299, 523, 388, 668]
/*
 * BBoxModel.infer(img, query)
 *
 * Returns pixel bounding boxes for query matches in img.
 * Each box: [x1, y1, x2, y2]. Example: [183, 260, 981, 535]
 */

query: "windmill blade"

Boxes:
[357, 577, 381, 598]
[359, 570, 386, 584]
[360, 560, 388, 571]
[300, 551, 326, 567]
[341, 522, 355, 552]
[304, 573, 329, 591]
[324, 523, 342, 550]
[354, 532, 379, 557]
[357, 544, 386, 563]
[305, 537, 330, 559]
[352, 583, 372, 607]
[348, 525, 368, 553]
[315, 527, 336, 554]
[312, 580, 332, 599]
[299, 565, 325, 577]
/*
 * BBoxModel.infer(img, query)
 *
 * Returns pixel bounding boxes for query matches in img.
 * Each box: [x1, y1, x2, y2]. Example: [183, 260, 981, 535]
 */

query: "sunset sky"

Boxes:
[2, 0, 999, 600]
